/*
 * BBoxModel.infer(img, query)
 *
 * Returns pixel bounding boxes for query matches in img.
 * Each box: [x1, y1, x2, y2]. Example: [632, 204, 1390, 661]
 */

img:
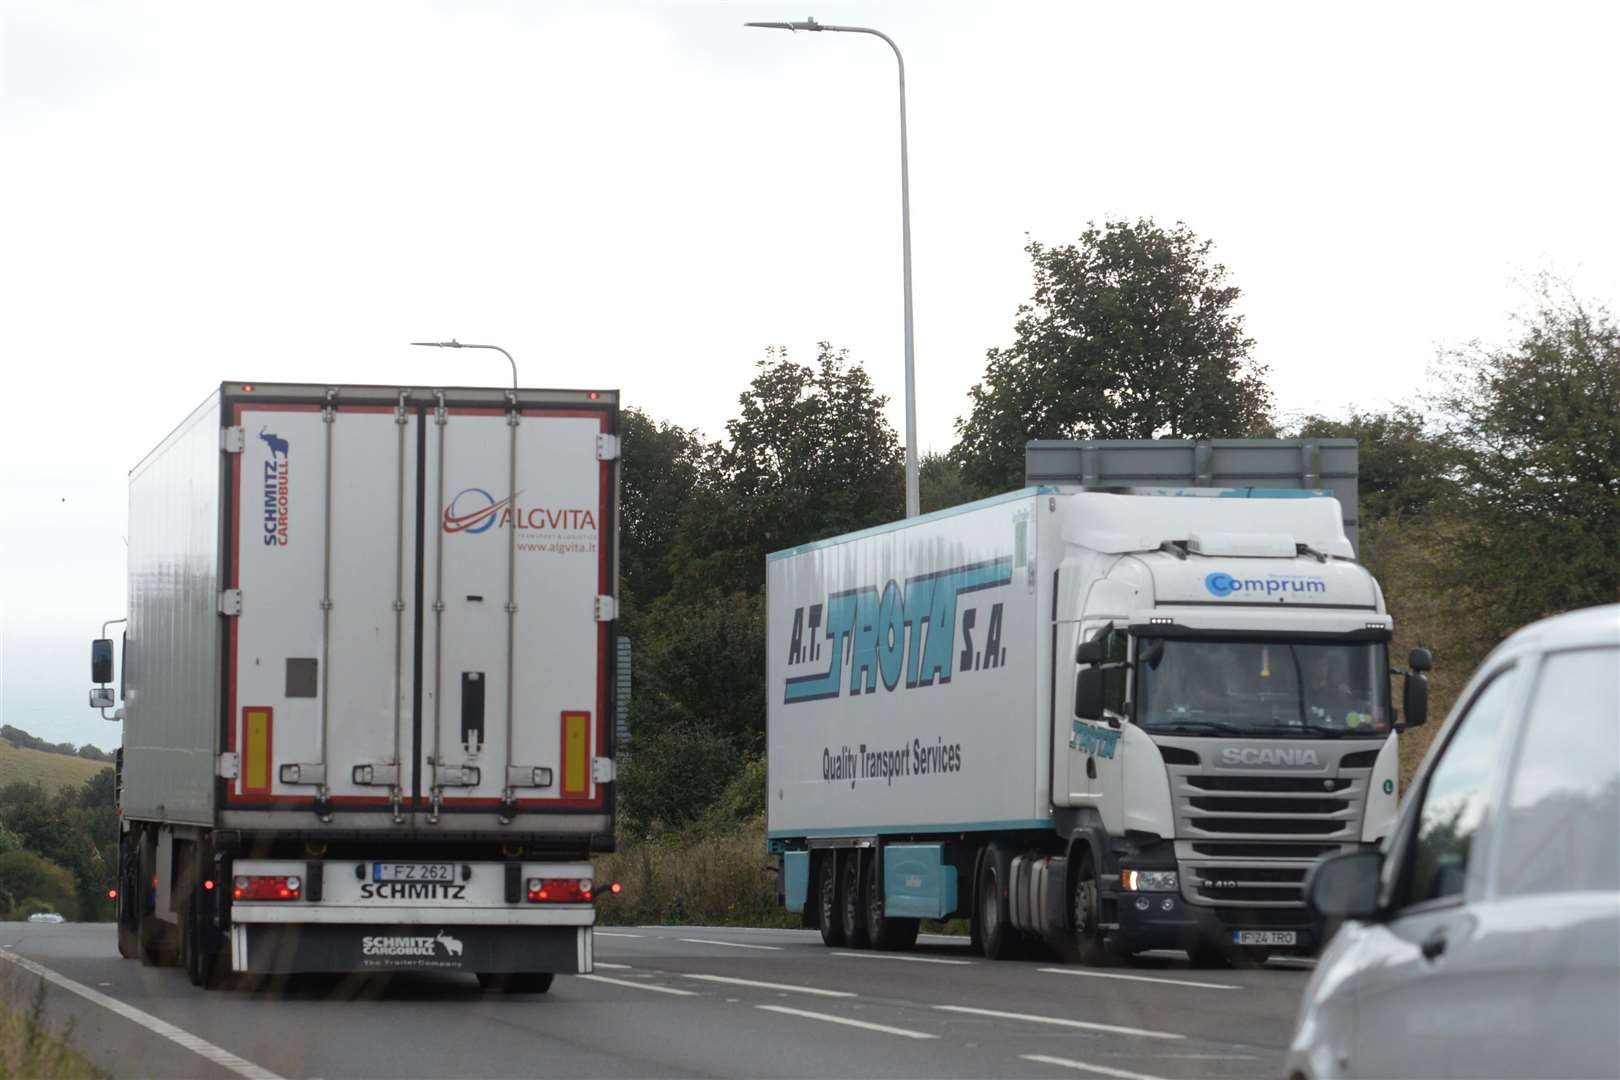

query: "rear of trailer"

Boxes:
[114, 382, 620, 988]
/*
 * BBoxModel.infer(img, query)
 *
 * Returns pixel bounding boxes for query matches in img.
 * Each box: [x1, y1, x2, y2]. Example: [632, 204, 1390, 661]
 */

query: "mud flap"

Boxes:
[238, 924, 589, 975]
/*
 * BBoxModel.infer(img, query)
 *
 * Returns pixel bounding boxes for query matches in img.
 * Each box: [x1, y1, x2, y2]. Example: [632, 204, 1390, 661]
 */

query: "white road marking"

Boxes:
[1021, 1054, 1169, 1080]
[593, 931, 644, 938]
[935, 1005, 1184, 1041]
[577, 974, 700, 996]
[756, 1004, 937, 1040]
[833, 951, 974, 965]
[593, 962, 632, 970]
[0, 948, 285, 1080]
[1037, 967, 1240, 991]
[679, 974, 854, 998]
[677, 937, 783, 951]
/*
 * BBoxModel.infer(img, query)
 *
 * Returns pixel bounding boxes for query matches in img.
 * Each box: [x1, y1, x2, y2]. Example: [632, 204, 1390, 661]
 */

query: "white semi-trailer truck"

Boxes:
[767, 440, 1431, 964]
[89, 382, 620, 990]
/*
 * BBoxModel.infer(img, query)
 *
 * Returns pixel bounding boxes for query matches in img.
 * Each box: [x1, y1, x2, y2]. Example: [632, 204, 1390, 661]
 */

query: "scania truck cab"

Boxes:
[1058, 490, 1430, 962]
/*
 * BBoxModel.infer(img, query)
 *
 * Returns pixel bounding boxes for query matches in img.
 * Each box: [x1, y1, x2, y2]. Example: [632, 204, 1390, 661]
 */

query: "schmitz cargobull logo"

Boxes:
[361, 929, 464, 959]
[259, 428, 289, 546]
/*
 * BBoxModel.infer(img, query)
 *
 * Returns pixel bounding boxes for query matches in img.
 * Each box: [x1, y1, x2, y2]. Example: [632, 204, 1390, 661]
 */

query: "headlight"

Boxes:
[1120, 869, 1178, 892]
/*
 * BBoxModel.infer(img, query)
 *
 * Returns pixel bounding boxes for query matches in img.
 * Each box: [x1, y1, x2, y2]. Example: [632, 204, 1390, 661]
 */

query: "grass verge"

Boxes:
[0, 976, 107, 1080]
[595, 815, 795, 928]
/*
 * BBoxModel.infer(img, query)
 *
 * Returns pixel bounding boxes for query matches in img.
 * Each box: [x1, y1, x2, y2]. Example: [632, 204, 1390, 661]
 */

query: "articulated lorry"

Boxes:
[767, 439, 1431, 964]
[89, 382, 621, 989]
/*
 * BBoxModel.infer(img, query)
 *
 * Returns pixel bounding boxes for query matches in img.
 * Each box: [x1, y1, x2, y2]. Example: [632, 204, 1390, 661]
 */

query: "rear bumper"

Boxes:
[229, 922, 593, 975]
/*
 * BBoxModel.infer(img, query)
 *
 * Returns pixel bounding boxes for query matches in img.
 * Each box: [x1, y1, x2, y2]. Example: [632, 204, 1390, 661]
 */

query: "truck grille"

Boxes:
[1163, 747, 1377, 910]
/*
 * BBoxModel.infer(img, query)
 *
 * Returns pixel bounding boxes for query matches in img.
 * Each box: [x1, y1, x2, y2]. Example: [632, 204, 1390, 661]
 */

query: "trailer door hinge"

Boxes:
[595, 595, 617, 622]
[592, 757, 616, 783]
[596, 434, 620, 461]
[217, 752, 240, 779]
[221, 426, 246, 453]
[218, 589, 243, 616]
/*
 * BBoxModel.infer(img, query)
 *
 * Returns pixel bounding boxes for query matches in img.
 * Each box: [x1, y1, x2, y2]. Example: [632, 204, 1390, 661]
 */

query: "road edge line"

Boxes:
[0, 948, 286, 1080]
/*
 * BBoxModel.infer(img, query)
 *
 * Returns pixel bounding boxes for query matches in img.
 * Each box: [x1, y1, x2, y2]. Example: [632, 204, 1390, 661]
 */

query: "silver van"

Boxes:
[1287, 604, 1620, 1080]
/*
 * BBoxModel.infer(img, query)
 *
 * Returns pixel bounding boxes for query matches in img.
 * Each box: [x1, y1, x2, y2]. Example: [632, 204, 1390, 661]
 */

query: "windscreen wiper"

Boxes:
[1273, 722, 1360, 738]
[1147, 719, 1250, 735]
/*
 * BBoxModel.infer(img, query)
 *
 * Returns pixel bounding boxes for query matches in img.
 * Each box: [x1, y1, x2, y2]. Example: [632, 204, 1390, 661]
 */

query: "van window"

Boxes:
[1494, 647, 1620, 896]
[1398, 667, 1517, 907]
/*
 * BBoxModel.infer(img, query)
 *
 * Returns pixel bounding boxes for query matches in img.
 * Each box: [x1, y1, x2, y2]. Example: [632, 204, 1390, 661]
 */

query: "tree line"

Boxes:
[618, 218, 1618, 833]
[0, 771, 116, 921]
[2, 725, 113, 763]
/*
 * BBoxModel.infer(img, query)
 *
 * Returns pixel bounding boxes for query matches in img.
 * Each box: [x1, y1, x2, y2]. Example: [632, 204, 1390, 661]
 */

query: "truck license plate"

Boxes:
[1233, 930, 1295, 947]
[373, 862, 455, 883]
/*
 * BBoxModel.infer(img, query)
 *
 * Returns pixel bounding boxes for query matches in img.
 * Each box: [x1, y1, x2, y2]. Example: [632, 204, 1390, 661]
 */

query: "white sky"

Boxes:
[3, 0, 1617, 748]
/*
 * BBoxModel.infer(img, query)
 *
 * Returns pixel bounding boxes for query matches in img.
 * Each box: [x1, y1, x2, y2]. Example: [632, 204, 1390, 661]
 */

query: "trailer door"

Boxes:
[228, 399, 422, 817]
[421, 404, 610, 818]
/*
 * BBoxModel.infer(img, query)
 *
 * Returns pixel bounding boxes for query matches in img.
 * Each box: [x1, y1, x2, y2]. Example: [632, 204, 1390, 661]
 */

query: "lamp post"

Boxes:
[410, 339, 518, 391]
[746, 16, 919, 518]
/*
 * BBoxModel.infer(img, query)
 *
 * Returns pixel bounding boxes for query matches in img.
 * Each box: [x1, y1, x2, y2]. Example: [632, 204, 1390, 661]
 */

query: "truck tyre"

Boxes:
[137, 831, 178, 967]
[116, 835, 139, 959]
[840, 853, 870, 949]
[477, 973, 554, 994]
[185, 883, 226, 989]
[976, 848, 1017, 961]
[816, 854, 845, 947]
[863, 857, 919, 952]
[1070, 850, 1108, 965]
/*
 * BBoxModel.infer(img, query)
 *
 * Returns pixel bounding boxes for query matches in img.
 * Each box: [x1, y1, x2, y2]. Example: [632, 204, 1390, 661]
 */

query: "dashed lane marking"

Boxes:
[679, 974, 854, 998]
[577, 974, 700, 996]
[1036, 967, 1240, 991]
[1021, 1054, 1169, 1080]
[756, 1005, 937, 1040]
[935, 1005, 1185, 1041]
[833, 951, 974, 965]
[593, 962, 632, 970]
[593, 931, 644, 938]
[0, 948, 286, 1080]
[677, 938, 783, 951]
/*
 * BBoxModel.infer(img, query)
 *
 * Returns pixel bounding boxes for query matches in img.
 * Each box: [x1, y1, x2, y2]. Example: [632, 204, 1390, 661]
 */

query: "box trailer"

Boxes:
[92, 382, 620, 990]
[768, 442, 1432, 964]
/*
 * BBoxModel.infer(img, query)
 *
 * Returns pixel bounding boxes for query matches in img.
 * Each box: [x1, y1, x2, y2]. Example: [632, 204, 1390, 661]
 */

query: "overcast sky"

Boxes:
[3, 0, 1617, 748]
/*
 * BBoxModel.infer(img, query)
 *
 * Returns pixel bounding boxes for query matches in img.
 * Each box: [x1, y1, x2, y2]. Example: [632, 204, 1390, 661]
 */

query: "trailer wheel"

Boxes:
[863, 857, 919, 952]
[116, 835, 138, 959]
[137, 831, 178, 967]
[976, 847, 1017, 961]
[477, 973, 554, 994]
[816, 854, 845, 947]
[1070, 850, 1109, 965]
[839, 853, 870, 949]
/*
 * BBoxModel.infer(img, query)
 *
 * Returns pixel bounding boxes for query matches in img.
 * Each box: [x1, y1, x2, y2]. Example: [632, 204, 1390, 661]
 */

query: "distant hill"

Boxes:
[0, 739, 111, 793]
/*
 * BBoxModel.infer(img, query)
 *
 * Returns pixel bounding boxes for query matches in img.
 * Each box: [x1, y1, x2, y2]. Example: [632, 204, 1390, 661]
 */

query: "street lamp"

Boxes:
[746, 16, 920, 518]
[410, 339, 518, 391]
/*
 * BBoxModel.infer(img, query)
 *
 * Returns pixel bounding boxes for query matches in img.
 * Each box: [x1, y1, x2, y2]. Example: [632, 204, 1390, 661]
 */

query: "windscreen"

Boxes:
[1136, 638, 1390, 737]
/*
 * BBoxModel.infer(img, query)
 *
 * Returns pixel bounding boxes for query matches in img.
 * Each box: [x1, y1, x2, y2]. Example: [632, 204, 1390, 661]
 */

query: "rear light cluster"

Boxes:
[234, 874, 302, 901]
[526, 877, 592, 903]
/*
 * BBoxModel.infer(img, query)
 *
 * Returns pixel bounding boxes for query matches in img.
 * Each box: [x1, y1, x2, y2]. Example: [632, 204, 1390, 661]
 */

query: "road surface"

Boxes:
[1, 923, 1310, 1079]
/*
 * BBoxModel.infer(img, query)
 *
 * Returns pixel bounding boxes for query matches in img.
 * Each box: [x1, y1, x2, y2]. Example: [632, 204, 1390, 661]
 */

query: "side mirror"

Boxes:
[91, 639, 114, 685]
[1408, 647, 1433, 673]
[1075, 667, 1105, 722]
[1402, 672, 1429, 728]
[1306, 849, 1383, 920]
[89, 687, 115, 709]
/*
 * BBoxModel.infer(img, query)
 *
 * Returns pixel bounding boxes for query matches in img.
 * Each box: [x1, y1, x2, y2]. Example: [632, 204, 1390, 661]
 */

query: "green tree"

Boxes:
[671, 344, 904, 598]
[919, 451, 986, 514]
[954, 219, 1273, 491]
[0, 849, 80, 921]
[619, 408, 706, 615]
[1430, 281, 1620, 639]
[1293, 406, 1459, 525]
[629, 591, 766, 751]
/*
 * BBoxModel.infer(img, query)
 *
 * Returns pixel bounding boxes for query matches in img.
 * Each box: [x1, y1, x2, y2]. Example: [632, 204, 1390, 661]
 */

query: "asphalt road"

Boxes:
[0, 923, 1311, 1080]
